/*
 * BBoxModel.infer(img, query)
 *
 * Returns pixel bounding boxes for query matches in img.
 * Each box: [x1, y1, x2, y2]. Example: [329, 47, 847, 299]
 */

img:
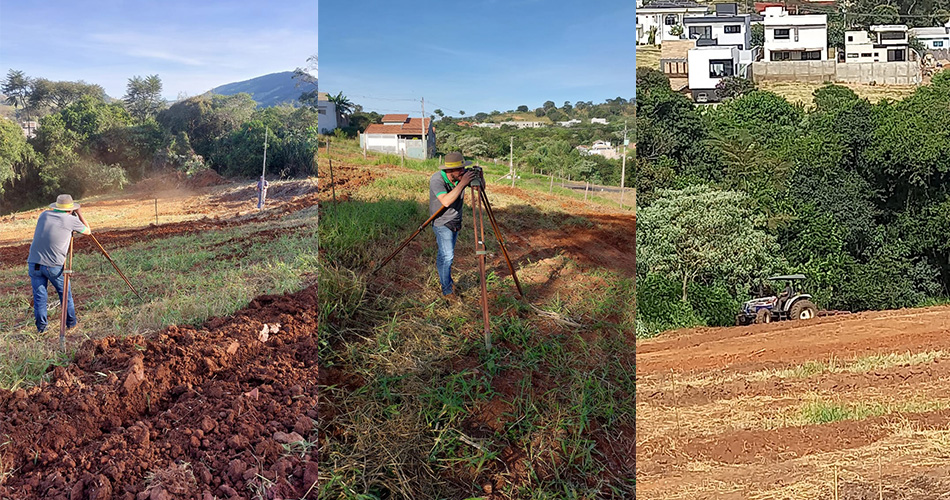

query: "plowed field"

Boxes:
[0, 173, 368, 498]
[637, 307, 950, 499]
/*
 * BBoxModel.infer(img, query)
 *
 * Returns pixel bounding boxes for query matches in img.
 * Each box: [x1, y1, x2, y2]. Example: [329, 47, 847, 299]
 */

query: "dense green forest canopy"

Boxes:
[636, 68, 950, 337]
[1, 70, 318, 214]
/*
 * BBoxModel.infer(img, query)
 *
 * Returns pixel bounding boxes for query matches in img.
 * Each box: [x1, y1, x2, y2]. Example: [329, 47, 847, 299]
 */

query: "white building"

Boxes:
[844, 25, 910, 62]
[558, 119, 582, 127]
[585, 141, 621, 159]
[688, 41, 744, 102]
[763, 7, 827, 61]
[911, 21, 950, 50]
[361, 114, 435, 159]
[590, 118, 608, 124]
[636, 0, 708, 45]
[317, 93, 338, 133]
[682, 3, 752, 49]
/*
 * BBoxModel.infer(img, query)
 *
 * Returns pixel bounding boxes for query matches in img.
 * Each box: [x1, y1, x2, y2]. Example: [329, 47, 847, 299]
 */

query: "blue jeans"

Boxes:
[28, 264, 76, 333]
[433, 225, 458, 295]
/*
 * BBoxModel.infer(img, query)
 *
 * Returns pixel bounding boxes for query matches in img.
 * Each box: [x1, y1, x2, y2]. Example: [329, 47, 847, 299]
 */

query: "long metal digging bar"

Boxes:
[372, 204, 448, 275]
[89, 234, 143, 300]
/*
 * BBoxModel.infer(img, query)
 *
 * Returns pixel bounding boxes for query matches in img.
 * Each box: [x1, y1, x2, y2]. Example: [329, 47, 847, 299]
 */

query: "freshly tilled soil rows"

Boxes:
[0, 285, 320, 498]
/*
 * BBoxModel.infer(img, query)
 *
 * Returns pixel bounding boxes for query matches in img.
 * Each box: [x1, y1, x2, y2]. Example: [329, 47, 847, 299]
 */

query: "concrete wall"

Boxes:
[752, 60, 920, 84]
[752, 60, 836, 82]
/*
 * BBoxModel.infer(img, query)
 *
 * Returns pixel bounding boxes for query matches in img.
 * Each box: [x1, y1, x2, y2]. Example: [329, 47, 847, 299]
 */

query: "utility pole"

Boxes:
[421, 97, 427, 159]
[620, 121, 628, 210]
[510, 136, 515, 188]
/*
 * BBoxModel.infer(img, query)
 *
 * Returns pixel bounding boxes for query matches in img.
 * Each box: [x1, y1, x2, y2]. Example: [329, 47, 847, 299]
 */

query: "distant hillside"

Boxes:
[211, 71, 312, 108]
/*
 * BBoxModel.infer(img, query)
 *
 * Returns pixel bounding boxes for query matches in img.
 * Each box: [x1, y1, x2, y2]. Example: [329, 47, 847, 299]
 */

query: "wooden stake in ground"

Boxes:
[834, 465, 839, 500]
[671, 369, 680, 440]
[154, 198, 158, 225]
[59, 236, 74, 351]
[327, 139, 336, 204]
[620, 121, 628, 210]
[879, 456, 883, 500]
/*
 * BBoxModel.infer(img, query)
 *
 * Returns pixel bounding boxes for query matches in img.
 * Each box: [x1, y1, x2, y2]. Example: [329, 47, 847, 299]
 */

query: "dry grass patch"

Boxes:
[637, 46, 661, 70]
[759, 81, 916, 106]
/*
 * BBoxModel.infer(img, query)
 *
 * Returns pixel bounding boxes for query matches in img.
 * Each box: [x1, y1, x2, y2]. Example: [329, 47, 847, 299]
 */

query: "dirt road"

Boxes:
[637, 307, 950, 499]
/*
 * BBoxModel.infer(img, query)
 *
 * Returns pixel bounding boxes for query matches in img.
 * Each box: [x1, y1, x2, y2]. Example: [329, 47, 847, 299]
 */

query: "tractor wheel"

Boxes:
[755, 309, 771, 324]
[790, 300, 817, 321]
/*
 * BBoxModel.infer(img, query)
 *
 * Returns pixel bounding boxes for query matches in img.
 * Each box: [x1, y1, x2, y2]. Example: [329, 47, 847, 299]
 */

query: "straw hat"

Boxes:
[441, 152, 473, 170]
[50, 194, 79, 210]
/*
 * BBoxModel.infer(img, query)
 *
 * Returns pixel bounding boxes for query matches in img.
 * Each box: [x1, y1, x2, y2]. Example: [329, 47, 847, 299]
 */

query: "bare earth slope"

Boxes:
[637, 307, 950, 499]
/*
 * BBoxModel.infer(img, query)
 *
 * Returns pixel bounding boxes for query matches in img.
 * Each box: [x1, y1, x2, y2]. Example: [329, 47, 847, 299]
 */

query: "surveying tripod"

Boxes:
[373, 167, 523, 350]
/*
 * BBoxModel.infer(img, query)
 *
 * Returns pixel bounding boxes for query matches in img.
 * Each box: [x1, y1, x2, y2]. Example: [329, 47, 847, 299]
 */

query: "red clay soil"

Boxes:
[637, 306, 950, 497]
[0, 285, 320, 498]
[637, 306, 950, 377]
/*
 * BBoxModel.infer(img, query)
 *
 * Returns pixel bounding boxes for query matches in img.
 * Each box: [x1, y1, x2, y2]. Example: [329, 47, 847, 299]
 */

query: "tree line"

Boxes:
[327, 97, 633, 188]
[636, 67, 950, 336]
[1, 70, 319, 214]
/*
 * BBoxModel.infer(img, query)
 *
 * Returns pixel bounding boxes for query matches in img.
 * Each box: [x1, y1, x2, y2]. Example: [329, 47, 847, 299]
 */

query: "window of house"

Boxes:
[874, 52, 879, 56]
[665, 14, 678, 25]
[935, 41, 945, 47]
[880, 31, 905, 40]
[847, 35, 853, 42]
[774, 28, 790, 40]
[861, 53, 872, 58]
[689, 26, 712, 39]
[709, 59, 735, 78]
[770, 51, 790, 61]
[847, 53, 859, 58]
[724, 25, 741, 34]
[801, 50, 821, 60]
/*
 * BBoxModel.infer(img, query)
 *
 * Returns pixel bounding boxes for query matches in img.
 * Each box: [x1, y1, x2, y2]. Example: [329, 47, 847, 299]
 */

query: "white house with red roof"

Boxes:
[360, 114, 435, 159]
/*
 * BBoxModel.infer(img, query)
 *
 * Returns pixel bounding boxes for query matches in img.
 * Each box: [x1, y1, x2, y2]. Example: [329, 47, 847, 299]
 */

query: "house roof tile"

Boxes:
[365, 118, 432, 135]
[381, 113, 410, 123]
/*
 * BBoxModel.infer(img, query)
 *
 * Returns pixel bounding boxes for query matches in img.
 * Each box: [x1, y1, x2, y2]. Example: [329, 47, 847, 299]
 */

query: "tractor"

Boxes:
[736, 274, 818, 325]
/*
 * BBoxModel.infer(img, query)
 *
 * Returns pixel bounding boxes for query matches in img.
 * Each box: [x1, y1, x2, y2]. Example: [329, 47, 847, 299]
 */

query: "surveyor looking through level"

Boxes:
[26, 194, 91, 333]
[429, 152, 477, 302]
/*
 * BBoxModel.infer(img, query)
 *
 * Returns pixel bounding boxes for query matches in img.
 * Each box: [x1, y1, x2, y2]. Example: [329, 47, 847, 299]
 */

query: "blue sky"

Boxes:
[320, 0, 635, 116]
[0, 0, 318, 100]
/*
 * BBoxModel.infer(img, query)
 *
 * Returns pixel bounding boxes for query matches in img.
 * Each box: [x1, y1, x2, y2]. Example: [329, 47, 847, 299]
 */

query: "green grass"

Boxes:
[318, 140, 634, 498]
[0, 208, 321, 390]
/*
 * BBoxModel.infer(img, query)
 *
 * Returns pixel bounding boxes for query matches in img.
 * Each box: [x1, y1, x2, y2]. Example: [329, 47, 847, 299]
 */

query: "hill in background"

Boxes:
[211, 71, 309, 107]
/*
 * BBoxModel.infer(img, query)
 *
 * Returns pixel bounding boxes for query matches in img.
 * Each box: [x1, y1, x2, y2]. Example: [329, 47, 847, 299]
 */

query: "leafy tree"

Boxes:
[124, 74, 165, 123]
[715, 76, 756, 100]
[637, 185, 780, 302]
[812, 84, 859, 113]
[434, 109, 444, 118]
[0, 117, 32, 195]
[534, 107, 545, 117]
[517, 105, 529, 112]
[542, 100, 555, 110]
[293, 54, 319, 106]
[474, 112, 489, 122]
[326, 91, 354, 127]
[636, 68, 670, 96]
[2, 70, 31, 119]
[750, 23, 764, 47]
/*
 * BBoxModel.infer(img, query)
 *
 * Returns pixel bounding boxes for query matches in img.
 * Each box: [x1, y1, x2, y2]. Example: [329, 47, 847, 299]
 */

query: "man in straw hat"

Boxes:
[27, 194, 92, 333]
[429, 152, 476, 303]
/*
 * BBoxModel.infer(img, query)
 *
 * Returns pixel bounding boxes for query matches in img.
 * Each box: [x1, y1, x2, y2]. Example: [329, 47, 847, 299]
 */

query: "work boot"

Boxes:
[443, 293, 461, 305]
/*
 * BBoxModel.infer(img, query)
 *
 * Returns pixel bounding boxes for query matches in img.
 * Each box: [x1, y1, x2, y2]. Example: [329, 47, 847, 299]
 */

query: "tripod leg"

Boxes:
[478, 188, 525, 298]
[373, 204, 447, 274]
[473, 187, 491, 350]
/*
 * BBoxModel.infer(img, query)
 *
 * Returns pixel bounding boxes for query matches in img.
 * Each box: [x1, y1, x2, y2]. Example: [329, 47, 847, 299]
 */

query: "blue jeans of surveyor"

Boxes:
[28, 264, 76, 333]
[433, 225, 458, 295]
